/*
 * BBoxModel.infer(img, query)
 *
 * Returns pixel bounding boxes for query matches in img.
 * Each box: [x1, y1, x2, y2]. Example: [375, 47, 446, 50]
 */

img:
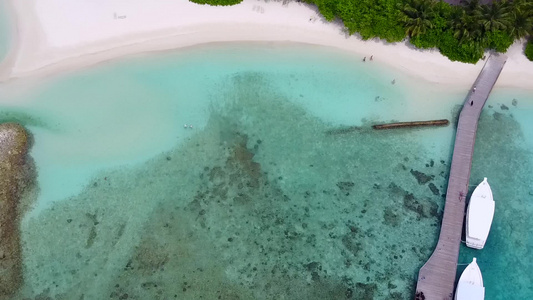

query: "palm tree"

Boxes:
[400, 0, 436, 37]
[510, 10, 533, 39]
[462, 0, 482, 15]
[509, 0, 533, 39]
[479, 0, 511, 32]
[451, 5, 483, 43]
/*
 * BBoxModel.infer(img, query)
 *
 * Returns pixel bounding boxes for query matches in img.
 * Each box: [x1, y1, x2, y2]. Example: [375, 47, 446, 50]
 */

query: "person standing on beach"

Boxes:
[370, 55, 373, 61]
[470, 100, 474, 106]
[473, 86, 476, 93]
[363, 57, 366, 62]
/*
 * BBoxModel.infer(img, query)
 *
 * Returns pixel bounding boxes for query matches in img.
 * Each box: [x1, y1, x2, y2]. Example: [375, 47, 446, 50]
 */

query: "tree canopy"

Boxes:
[189, 0, 533, 62]
[305, 0, 533, 63]
[526, 39, 533, 61]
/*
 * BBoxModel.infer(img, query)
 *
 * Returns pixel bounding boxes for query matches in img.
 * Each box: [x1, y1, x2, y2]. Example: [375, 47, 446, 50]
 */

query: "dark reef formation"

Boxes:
[0, 123, 34, 298]
[16, 72, 467, 299]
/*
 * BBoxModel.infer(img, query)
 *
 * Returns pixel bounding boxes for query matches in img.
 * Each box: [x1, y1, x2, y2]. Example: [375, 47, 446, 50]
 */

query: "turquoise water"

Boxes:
[0, 1, 11, 63]
[0, 44, 531, 299]
[459, 89, 533, 300]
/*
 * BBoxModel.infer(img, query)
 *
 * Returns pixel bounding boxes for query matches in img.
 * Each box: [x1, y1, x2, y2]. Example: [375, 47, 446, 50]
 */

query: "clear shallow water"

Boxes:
[0, 44, 531, 299]
[459, 89, 533, 300]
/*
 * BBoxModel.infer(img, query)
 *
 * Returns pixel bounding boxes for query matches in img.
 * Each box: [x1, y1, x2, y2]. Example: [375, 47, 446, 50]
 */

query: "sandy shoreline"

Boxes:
[1, 0, 532, 90]
[0, 0, 17, 80]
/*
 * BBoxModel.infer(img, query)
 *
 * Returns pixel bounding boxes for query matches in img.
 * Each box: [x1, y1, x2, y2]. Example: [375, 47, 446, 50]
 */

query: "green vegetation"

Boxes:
[307, 0, 533, 63]
[189, 0, 242, 6]
[336, 0, 406, 42]
[526, 39, 533, 60]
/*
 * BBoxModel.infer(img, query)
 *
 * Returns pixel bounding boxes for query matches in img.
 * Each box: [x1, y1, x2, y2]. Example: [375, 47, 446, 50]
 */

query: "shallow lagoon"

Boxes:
[0, 43, 532, 299]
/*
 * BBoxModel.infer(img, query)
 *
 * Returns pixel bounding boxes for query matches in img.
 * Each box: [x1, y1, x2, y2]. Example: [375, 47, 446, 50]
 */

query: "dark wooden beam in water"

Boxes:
[372, 119, 449, 130]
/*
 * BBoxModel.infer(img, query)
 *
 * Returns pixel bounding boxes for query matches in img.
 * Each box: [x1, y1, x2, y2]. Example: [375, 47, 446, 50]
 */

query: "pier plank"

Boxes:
[414, 54, 507, 300]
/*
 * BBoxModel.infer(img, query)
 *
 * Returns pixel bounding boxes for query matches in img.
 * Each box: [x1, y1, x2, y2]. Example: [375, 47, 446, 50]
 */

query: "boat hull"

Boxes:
[466, 178, 495, 249]
[455, 258, 485, 300]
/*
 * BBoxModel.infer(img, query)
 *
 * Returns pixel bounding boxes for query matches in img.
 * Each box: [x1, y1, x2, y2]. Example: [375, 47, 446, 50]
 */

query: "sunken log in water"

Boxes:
[372, 119, 449, 130]
[0, 123, 31, 297]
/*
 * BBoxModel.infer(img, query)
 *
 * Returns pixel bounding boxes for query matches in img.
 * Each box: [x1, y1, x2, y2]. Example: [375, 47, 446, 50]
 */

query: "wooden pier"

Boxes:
[415, 54, 507, 300]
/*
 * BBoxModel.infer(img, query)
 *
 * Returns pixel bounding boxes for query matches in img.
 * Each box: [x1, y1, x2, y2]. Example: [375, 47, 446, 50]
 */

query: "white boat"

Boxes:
[455, 257, 485, 300]
[466, 177, 495, 249]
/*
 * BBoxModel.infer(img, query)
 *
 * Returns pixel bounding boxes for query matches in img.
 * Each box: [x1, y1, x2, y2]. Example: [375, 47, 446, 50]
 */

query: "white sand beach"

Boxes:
[1, 0, 532, 90]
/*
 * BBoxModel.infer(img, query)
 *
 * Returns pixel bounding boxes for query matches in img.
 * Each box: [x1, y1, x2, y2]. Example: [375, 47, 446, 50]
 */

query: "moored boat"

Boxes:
[455, 257, 485, 300]
[466, 177, 495, 249]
